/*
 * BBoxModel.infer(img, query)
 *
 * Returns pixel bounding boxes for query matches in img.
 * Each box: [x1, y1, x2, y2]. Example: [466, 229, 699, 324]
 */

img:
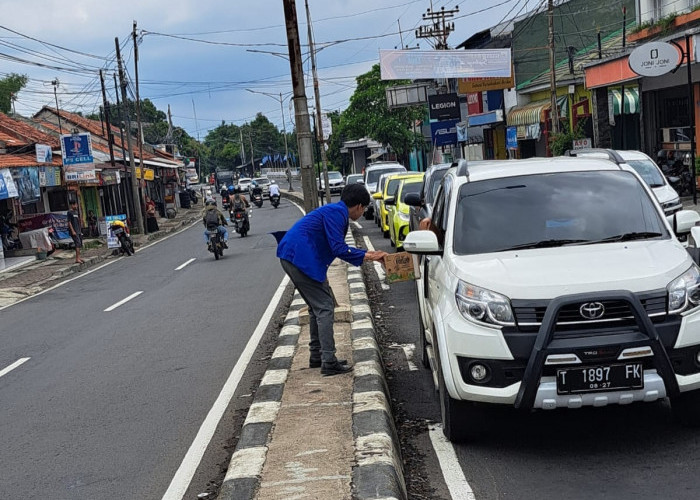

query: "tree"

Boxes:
[0, 74, 28, 114]
[334, 64, 424, 165]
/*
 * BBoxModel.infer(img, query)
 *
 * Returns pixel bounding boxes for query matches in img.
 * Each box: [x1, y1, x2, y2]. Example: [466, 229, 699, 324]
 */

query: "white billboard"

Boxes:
[380, 49, 512, 80]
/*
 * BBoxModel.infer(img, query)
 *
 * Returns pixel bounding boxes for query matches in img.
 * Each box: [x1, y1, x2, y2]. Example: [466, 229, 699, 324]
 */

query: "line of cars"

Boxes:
[384, 149, 700, 443]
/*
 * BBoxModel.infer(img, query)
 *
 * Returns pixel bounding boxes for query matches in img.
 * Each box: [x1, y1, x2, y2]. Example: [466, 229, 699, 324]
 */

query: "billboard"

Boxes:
[430, 119, 459, 146]
[0, 168, 19, 200]
[380, 49, 511, 80]
[35, 144, 53, 163]
[428, 93, 460, 121]
[61, 132, 95, 181]
[458, 74, 515, 94]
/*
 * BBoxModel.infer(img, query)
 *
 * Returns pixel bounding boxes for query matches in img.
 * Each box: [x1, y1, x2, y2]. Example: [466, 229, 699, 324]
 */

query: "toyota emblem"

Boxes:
[579, 302, 605, 320]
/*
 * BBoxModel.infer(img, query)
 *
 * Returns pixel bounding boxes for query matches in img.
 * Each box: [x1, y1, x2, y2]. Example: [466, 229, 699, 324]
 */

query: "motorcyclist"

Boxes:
[231, 187, 250, 232]
[202, 198, 229, 247]
[251, 181, 263, 199]
[269, 180, 281, 198]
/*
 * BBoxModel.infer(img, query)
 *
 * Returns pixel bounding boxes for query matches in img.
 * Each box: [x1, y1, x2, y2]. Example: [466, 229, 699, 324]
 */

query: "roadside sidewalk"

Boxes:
[217, 192, 405, 500]
[0, 206, 202, 309]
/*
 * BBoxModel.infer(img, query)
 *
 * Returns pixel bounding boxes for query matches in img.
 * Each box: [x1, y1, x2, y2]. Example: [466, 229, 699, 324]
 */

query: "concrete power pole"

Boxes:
[99, 70, 116, 168]
[283, 0, 318, 212]
[115, 37, 145, 234]
[132, 20, 147, 234]
[548, 0, 559, 135]
[305, 0, 331, 204]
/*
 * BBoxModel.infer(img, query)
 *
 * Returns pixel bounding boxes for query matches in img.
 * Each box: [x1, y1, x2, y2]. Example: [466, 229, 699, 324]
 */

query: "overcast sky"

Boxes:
[0, 0, 527, 140]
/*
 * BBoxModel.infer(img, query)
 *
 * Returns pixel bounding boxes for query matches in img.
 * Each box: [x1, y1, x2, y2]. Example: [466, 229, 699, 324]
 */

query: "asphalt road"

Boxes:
[0, 196, 301, 499]
[354, 213, 700, 500]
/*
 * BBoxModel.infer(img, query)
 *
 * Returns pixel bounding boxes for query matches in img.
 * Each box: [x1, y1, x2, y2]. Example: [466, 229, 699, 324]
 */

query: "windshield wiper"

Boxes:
[580, 231, 664, 244]
[496, 239, 589, 251]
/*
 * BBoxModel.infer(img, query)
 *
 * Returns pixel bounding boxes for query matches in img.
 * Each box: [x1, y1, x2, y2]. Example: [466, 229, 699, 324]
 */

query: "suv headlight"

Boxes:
[455, 280, 514, 327]
[667, 264, 700, 313]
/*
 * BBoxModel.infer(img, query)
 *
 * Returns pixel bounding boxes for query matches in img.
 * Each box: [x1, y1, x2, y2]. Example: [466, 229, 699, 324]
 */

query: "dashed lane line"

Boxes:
[429, 425, 475, 500]
[175, 258, 196, 271]
[103, 291, 143, 312]
[0, 358, 30, 379]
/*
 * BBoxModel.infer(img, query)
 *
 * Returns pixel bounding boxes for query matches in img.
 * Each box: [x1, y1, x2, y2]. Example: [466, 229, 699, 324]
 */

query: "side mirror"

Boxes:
[670, 209, 700, 234]
[403, 230, 441, 255]
[384, 196, 396, 206]
[372, 192, 383, 200]
[404, 192, 422, 207]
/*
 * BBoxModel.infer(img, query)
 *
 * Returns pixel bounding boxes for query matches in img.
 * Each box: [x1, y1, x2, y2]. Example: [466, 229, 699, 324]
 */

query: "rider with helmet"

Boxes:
[202, 198, 228, 247]
[269, 179, 281, 197]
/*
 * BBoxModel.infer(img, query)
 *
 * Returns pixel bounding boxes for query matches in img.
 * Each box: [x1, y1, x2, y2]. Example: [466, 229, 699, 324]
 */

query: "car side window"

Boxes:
[439, 176, 453, 233]
[430, 182, 448, 246]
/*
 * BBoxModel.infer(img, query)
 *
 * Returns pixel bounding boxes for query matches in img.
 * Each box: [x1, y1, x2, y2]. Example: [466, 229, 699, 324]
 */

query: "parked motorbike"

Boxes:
[206, 224, 225, 259]
[110, 222, 134, 256]
[662, 161, 693, 196]
[270, 194, 280, 208]
[0, 211, 21, 251]
[186, 188, 199, 205]
[230, 208, 250, 237]
[252, 192, 263, 208]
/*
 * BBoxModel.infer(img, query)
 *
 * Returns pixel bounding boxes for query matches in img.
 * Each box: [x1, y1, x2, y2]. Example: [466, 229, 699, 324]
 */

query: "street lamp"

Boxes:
[246, 88, 294, 191]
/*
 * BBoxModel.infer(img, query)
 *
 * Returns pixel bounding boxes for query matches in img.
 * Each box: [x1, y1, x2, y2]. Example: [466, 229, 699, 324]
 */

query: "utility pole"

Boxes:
[415, 3, 459, 50]
[115, 37, 144, 234]
[280, 92, 291, 175]
[249, 132, 255, 177]
[548, 0, 559, 135]
[132, 20, 147, 234]
[240, 128, 246, 166]
[51, 78, 63, 134]
[283, 0, 318, 212]
[305, 0, 331, 203]
[99, 70, 116, 167]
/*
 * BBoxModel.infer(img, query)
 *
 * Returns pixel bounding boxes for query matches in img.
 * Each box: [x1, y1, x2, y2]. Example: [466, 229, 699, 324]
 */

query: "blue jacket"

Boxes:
[277, 201, 366, 282]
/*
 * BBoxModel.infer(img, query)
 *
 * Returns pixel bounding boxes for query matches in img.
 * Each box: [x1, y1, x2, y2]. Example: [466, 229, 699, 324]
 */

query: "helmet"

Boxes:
[205, 197, 216, 206]
[270, 180, 276, 184]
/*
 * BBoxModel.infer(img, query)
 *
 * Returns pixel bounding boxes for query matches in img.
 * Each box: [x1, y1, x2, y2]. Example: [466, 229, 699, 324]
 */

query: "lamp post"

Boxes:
[246, 89, 294, 190]
[51, 78, 63, 134]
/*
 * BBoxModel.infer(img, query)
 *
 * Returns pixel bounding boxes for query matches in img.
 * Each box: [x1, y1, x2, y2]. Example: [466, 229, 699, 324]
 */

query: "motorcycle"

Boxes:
[186, 188, 199, 205]
[270, 194, 280, 208]
[222, 196, 231, 211]
[110, 223, 134, 256]
[0, 211, 21, 251]
[206, 224, 225, 259]
[661, 160, 693, 196]
[252, 192, 263, 208]
[230, 208, 250, 237]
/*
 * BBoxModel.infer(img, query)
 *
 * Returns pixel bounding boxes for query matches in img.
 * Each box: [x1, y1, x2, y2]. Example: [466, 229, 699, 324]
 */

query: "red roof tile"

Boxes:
[0, 112, 60, 147]
[0, 153, 62, 168]
[0, 130, 28, 147]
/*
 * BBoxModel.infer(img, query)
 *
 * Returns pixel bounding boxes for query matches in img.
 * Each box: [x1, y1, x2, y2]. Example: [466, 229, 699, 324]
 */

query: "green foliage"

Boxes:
[549, 119, 588, 156]
[658, 13, 678, 33]
[0, 74, 28, 114]
[630, 20, 652, 33]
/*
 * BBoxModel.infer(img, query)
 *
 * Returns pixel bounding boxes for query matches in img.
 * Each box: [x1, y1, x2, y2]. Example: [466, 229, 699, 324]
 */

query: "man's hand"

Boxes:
[419, 217, 433, 231]
[364, 250, 388, 262]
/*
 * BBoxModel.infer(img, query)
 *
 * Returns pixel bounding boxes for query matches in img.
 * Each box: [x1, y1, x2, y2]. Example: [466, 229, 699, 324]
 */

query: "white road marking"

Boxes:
[161, 275, 291, 500]
[0, 357, 30, 379]
[352, 221, 362, 229]
[362, 235, 389, 290]
[389, 343, 418, 371]
[429, 425, 475, 500]
[175, 258, 196, 271]
[103, 291, 143, 312]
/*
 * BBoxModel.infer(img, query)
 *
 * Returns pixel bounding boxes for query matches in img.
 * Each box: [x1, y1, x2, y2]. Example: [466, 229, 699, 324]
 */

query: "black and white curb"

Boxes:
[348, 230, 407, 500]
[216, 290, 305, 500]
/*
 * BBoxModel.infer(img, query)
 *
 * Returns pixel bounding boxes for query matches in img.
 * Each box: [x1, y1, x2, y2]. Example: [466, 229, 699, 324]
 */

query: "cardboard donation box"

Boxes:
[384, 253, 421, 283]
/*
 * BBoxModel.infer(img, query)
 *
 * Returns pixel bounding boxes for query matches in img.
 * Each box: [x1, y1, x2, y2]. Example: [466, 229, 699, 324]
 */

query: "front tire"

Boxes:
[214, 246, 221, 260]
[121, 238, 133, 256]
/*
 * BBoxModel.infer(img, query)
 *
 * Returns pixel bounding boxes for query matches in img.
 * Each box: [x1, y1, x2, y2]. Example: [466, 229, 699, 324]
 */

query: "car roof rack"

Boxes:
[454, 159, 469, 178]
[564, 148, 625, 165]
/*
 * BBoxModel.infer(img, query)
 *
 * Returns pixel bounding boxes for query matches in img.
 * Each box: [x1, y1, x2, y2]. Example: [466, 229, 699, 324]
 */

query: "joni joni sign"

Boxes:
[628, 42, 681, 77]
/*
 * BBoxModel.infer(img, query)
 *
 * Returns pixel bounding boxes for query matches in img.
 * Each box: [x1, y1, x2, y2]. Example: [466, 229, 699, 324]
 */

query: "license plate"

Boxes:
[556, 363, 644, 395]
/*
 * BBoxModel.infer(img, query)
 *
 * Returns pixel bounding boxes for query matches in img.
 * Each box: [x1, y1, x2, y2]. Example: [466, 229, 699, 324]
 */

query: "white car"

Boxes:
[362, 162, 406, 219]
[237, 177, 252, 192]
[568, 149, 682, 215]
[404, 157, 700, 442]
[251, 176, 271, 197]
[318, 171, 345, 195]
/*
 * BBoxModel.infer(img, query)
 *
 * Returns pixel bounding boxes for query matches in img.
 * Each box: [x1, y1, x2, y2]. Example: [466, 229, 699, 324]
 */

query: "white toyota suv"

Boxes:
[404, 158, 700, 441]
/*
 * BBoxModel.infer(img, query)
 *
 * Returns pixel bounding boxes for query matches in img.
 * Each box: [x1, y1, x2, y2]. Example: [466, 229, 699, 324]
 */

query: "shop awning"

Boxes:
[468, 109, 504, 127]
[367, 151, 384, 160]
[610, 87, 639, 115]
[507, 97, 568, 126]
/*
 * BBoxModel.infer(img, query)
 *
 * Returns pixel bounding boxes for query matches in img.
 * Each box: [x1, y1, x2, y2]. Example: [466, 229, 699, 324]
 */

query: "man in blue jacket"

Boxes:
[277, 183, 388, 376]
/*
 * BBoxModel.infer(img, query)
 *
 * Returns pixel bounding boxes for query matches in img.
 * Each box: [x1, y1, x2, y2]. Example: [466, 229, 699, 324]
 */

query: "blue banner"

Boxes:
[61, 133, 93, 166]
[0, 168, 19, 200]
[506, 126, 518, 149]
[430, 119, 459, 146]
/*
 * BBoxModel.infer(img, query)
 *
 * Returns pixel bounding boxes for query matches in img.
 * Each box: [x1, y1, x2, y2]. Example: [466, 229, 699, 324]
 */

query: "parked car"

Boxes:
[251, 176, 272, 197]
[408, 163, 452, 232]
[237, 177, 252, 192]
[386, 174, 424, 250]
[404, 157, 700, 442]
[318, 170, 345, 195]
[362, 162, 406, 219]
[374, 172, 422, 237]
[372, 172, 401, 230]
[567, 149, 682, 215]
[345, 173, 364, 185]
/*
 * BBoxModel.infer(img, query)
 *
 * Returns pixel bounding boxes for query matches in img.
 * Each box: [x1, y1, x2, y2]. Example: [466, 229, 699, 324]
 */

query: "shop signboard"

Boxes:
[13, 167, 40, 204]
[380, 49, 511, 80]
[428, 93, 460, 121]
[18, 212, 70, 240]
[135, 167, 155, 181]
[506, 126, 518, 149]
[35, 144, 53, 163]
[106, 214, 128, 249]
[39, 166, 62, 187]
[458, 73, 515, 94]
[430, 119, 459, 146]
[628, 42, 681, 77]
[0, 168, 19, 200]
[61, 132, 96, 182]
[467, 92, 483, 116]
[100, 170, 121, 185]
[572, 138, 593, 150]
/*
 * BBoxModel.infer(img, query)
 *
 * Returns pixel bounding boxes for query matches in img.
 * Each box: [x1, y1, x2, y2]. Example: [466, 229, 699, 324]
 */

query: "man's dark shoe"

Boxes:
[321, 361, 353, 376]
[309, 358, 347, 368]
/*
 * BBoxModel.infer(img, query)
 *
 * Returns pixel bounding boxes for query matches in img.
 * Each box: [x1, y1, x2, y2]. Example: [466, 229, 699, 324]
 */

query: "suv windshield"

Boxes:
[453, 171, 669, 255]
[428, 168, 449, 203]
[367, 167, 405, 185]
[626, 159, 666, 187]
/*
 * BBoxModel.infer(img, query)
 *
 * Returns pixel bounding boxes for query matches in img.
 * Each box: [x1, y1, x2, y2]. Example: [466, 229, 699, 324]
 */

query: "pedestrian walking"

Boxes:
[67, 200, 84, 264]
[276, 183, 388, 376]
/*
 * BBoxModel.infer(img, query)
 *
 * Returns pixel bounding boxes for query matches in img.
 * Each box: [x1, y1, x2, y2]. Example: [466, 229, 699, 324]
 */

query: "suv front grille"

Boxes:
[512, 290, 667, 333]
